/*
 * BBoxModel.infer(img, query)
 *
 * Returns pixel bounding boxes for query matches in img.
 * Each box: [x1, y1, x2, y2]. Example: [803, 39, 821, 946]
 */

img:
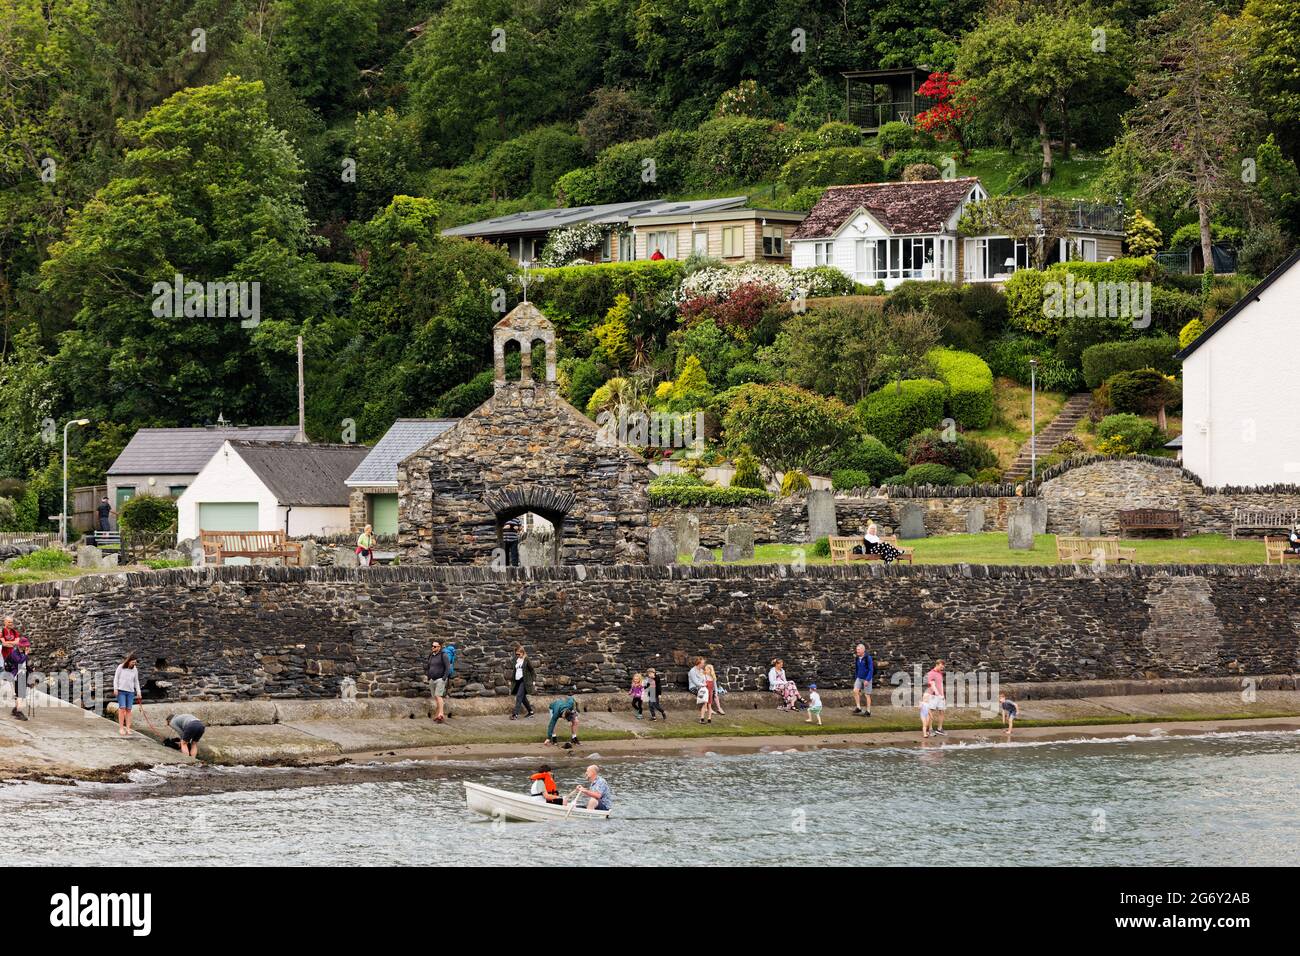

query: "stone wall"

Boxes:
[5, 564, 1297, 702]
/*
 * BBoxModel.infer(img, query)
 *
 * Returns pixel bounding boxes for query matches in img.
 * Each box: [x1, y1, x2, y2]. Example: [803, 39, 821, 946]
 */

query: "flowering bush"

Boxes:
[538, 222, 607, 267]
[676, 264, 851, 304]
[678, 281, 784, 335]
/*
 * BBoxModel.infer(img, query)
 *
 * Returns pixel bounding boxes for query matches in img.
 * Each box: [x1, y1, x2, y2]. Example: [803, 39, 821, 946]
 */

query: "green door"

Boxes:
[198, 502, 260, 532]
[369, 494, 398, 535]
[115, 486, 135, 510]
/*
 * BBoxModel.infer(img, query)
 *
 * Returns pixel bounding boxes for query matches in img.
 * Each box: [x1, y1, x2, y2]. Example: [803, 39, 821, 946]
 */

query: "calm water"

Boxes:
[7, 731, 1298, 866]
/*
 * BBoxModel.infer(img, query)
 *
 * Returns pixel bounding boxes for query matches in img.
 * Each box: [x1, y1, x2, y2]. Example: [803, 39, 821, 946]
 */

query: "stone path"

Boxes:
[1004, 392, 1093, 483]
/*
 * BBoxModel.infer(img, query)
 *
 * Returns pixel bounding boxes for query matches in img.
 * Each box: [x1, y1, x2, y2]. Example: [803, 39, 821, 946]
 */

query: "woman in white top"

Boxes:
[861, 521, 904, 564]
[113, 653, 143, 736]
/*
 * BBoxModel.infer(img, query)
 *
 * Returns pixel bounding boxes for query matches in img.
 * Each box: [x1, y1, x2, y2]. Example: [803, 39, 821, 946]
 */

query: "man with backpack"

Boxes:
[1, 616, 31, 721]
[426, 639, 455, 724]
[852, 643, 874, 717]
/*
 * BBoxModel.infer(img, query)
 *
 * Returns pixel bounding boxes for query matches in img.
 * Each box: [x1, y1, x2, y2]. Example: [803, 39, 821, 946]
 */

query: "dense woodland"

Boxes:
[0, 0, 1298, 525]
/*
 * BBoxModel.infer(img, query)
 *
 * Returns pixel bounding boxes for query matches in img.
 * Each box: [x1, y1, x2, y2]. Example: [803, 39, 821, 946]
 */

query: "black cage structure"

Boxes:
[844, 67, 936, 131]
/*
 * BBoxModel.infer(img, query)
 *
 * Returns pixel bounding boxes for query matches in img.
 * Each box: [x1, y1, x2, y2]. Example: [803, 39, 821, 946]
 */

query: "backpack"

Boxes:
[443, 645, 456, 679]
[4, 648, 26, 673]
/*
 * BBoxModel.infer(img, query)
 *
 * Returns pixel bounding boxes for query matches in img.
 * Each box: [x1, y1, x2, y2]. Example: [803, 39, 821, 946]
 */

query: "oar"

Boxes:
[563, 786, 583, 819]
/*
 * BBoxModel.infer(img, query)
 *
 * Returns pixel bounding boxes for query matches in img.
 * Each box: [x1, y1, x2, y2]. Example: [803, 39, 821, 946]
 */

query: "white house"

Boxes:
[176, 440, 369, 540]
[789, 177, 1124, 289]
[1176, 249, 1300, 487]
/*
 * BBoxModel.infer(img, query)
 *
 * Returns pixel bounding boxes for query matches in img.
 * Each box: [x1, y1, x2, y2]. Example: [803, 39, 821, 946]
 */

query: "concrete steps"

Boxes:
[1004, 392, 1093, 482]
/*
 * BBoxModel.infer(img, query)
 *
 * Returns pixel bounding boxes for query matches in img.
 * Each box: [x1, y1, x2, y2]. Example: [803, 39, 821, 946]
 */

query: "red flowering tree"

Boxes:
[914, 72, 970, 161]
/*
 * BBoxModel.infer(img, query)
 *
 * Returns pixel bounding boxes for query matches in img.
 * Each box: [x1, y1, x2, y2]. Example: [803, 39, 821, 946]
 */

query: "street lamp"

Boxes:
[1028, 360, 1038, 483]
[62, 418, 90, 546]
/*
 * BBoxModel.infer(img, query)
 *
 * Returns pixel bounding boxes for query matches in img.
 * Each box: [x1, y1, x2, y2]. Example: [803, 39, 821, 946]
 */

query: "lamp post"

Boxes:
[62, 418, 90, 546]
[1028, 359, 1038, 483]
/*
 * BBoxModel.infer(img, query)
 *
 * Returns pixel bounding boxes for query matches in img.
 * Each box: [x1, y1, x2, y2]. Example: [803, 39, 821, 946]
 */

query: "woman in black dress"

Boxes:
[861, 521, 905, 564]
[1288, 523, 1300, 555]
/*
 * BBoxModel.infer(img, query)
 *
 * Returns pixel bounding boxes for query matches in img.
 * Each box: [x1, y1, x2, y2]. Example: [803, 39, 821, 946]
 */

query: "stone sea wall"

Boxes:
[3, 564, 1296, 702]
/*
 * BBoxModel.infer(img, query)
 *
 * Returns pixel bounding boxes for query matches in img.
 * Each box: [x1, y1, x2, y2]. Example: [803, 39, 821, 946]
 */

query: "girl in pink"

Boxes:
[629, 673, 645, 719]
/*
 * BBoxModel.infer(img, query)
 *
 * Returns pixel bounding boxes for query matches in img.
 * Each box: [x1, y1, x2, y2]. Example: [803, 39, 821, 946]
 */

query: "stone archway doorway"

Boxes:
[483, 487, 576, 566]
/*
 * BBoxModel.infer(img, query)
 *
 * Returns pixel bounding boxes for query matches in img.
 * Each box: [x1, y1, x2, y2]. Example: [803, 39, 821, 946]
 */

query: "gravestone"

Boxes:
[674, 513, 700, 559]
[339, 677, 357, 701]
[1020, 499, 1048, 535]
[648, 526, 677, 566]
[334, 546, 359, 569]
[75, 545, 102, 569]
[722, 523, 755, 562]
[518, 533, 549, 567]
[693, 546, 715, 563]
[297, 539, 317, 567]
[806, 490, 838, 541]
[1079, 515, 1102, 538]
[898, 504, 926, 540]
[1008, 512, 1035, 549]
[964, 505, 986, 534]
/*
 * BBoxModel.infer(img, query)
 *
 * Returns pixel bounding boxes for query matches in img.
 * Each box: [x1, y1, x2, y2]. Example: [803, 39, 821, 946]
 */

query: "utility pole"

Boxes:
[297, 335, 306, 443]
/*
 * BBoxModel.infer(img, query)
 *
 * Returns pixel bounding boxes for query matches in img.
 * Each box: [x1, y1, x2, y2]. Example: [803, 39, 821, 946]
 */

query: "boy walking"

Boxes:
[645, 668, 667, 721]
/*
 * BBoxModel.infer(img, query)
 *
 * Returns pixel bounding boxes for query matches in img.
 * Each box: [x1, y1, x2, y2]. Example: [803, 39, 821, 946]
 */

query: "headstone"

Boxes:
[1020, 499, 1048, 535]
[648, 526, 676, 566]
[722, 523, 755, 562]
[100, 553, 118, 569]
[806, 489, 838, 541]
[674, 513, 700, 559]
[1008, 512, 1035, 550]
[693, 546, 715, 563]
[898, 504, 926, 540]
[964, 505, 986, 534]
[76, 545, 102, 569]
[334, 546, 359, 569]
[297, 539, 317, 567]
[339, 677, 357, 701]
[1079, 515, 1101, 538]
[518, 533, 549, 567]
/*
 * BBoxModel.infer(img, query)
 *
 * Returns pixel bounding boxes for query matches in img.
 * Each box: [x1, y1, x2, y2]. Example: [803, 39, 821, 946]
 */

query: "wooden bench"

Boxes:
[1233, 508, 1299, 539]
[1264, 536, 1300, 566]
[92, 530, 120, 550]
[200, 530, 303, 566]
[828, 534, 914, 565]
[1055, 535, 1137, 566]
[1117, 508, 1183, 538]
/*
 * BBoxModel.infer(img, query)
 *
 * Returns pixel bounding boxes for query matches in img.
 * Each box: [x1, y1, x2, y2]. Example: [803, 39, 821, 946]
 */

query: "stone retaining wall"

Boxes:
[4, 564, 1297, 702]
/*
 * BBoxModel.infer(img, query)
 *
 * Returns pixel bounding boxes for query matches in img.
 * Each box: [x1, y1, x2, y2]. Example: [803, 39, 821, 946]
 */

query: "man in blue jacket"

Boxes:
[852, 643, 874, 716]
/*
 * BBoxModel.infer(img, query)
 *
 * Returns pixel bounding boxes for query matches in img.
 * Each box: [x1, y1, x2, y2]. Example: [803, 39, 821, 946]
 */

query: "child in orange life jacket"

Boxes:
[529, 765, 563, 804]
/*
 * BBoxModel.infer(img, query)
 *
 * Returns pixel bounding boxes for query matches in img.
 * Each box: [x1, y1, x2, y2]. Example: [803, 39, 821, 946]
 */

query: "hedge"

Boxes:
[926, 347, 994, 428]
[855, 378, 947, 448]
[831, 468, 874, 491]
[534, 260, 685, 321]
[118, 494, 178, 534]
[830, 434, 905, 481]
[778, 147, 884, 192]
[1096, 413, 1161, 453]
[647, 483, 773, 506]
[1004, 258, 1157, 338]
[1080, 335, 1180, 388]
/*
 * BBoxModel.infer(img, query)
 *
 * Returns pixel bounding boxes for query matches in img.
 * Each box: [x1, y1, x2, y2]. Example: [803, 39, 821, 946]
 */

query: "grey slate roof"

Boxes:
[442, 197, 749, 239]
[108, 426, 302, 476]
[345, 419, 459, 486]
[230, 441, 370, 507]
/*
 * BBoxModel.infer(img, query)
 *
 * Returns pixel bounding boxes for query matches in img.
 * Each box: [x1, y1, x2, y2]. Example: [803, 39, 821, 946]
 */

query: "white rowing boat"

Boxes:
[463, 781, 612, 822]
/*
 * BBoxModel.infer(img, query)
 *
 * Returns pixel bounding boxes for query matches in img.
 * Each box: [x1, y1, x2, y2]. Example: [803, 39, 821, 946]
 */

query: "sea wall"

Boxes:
[3, 564, 1297, 702]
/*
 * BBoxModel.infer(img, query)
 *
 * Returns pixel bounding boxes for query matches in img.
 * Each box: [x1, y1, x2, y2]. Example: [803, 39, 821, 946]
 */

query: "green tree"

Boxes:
[771, 302, 888, 402]
[274, 0, 379, 111]
[721, 382, 860, 476]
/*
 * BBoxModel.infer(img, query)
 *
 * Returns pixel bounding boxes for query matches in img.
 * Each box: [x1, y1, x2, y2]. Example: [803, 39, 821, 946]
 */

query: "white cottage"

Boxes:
[176, 440, 369, 540]
[1176, 250, 1300, 487]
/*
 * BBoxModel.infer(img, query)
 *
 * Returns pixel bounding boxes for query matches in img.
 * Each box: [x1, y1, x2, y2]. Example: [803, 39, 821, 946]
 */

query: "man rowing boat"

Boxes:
[574, 764, 611, 812]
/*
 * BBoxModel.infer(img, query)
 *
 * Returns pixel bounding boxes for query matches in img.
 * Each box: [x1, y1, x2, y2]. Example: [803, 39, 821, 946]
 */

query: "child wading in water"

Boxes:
[805, 684, 823, 725]
[629, 673, 645, 719]
[1000, 691, 1018, 735]
[920, 690, 933, 738]
[645, 668, 666, 721]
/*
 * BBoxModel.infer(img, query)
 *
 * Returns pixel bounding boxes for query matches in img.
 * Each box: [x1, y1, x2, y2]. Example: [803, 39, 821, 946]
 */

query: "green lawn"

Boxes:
[716, 533, 1267, 567]
[966, 377, 1068, 469]
[953, 148, 1109, 199]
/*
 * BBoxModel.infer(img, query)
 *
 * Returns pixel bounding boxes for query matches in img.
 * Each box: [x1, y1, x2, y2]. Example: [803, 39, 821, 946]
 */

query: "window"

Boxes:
[1075, 238, 1098, 262]
[813, 241, 834, 266]
[601, 233, 613, 262]
[692, 230, 709, 255]
[618, 232, 634, 262]
[168, 485, 187, 497]
[762, 225, 784, 256]
[722, 226, 744, 258]
[647, 230, 677, 259]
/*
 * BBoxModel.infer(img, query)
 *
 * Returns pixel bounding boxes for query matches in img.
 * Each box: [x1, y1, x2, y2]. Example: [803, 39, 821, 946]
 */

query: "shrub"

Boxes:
[778, 147, 884, 192]
[143, 558, 190, 569]
[678, 281, 785, 337]
[689, 117, 789, 190]
[1054, 315, 1127, 371]
[647, 479, 773, 507]
[714, 80, 774, 118]
[811, 536, 831, 557]
[903, 428, 998, 474]
[1168, 221, 1243, 250]
[950, 472, 974, 486]
[897, 463, 958, 485]
[960, 283, 1008, 334]
[1179, 318, 1206, 350]
[1096, 413, 1160, 452]
[855, 379, 947, 448]
[884, 148, 939, 179]
[1237, 221, 1291, 278]
[8, 548, 73, 571]
[831, 468, 874, 490]
[815, 121, 861, 148]
[779, 469, 812, 496]
[562, 357, 606, 414]
[1107, 368, 1181, 416]
[974, 466, 1003, 484]
[579, 87, 657, 157]
[830, 434, 905, 481]
[1004, 258, 1157, 337]
[433, 368, 495, 417]
[118, 494, 177, 534]
[1080, 336, 1179, 388]
[0, 498, 16, 532]
[1149, 286, 1202, 333]
[926, 347, 994, 428]
[730, 450, 766, 489]
[901, 162, 941, 182]
[533, 260, 685, 321]
[876, 121, 914, 155]
[985, 335, 1083, 390]
[725, 361, 777, 387]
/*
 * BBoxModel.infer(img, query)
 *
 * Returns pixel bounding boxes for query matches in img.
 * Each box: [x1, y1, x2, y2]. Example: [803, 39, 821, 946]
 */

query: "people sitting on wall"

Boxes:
[767, 658, 805, 712]
[857, 521, 905, 565]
